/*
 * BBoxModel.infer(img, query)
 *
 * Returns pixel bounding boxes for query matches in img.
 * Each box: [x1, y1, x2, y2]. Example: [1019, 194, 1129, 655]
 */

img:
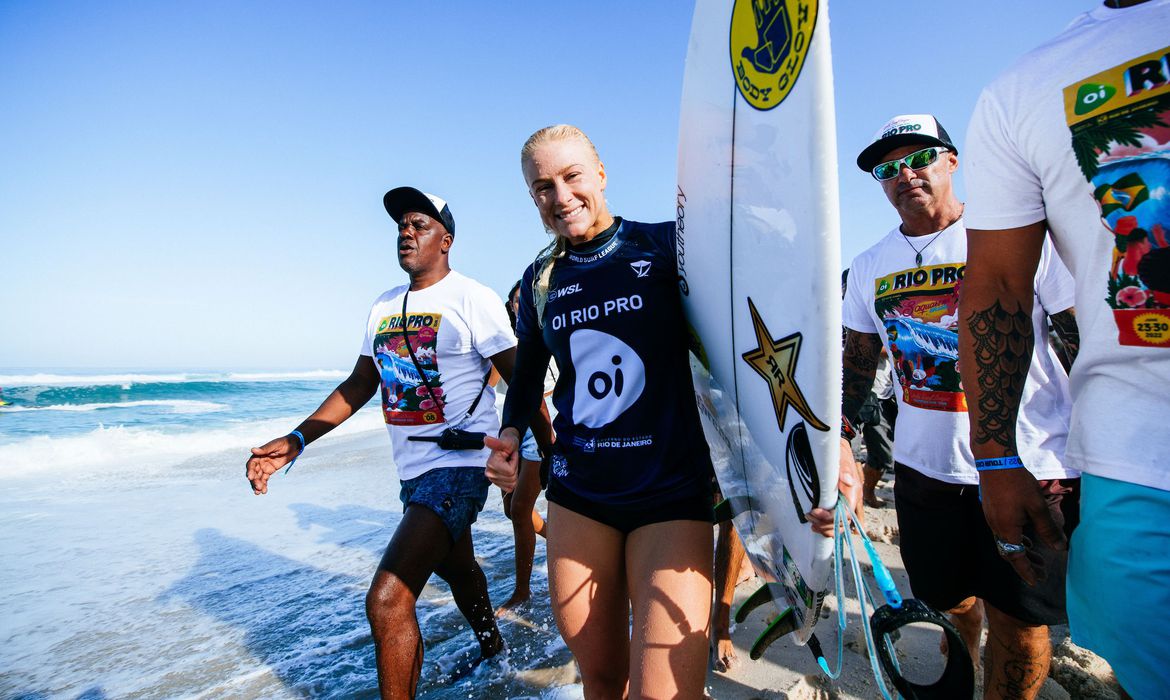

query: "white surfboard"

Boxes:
[676, 0, 841, 648]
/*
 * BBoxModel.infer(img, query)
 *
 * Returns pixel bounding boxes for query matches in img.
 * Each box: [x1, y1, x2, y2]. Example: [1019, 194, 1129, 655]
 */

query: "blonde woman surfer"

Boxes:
[485, 125, 716, 699]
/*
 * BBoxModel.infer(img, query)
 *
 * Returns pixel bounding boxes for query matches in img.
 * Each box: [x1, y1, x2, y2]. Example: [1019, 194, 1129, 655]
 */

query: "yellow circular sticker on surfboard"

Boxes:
[729, 0, 818, 111]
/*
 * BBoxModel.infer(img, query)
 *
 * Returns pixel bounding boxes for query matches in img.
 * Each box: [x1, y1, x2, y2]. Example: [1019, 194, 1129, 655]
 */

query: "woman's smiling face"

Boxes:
[522, 137, 611, 245]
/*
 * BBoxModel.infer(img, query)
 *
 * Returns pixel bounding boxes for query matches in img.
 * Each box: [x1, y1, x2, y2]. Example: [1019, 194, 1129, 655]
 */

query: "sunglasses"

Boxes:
[871, 147, 949, 181]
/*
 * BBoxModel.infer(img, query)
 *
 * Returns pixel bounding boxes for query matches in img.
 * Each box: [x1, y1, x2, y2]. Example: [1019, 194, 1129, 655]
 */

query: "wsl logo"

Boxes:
[569, 329, 646, 429]
[730, 0, 818, 111]
[548, 283, 582, 301]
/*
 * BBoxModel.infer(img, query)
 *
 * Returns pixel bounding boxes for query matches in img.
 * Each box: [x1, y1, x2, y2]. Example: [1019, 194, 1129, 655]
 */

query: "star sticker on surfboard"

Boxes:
[741, 297, 829, 433]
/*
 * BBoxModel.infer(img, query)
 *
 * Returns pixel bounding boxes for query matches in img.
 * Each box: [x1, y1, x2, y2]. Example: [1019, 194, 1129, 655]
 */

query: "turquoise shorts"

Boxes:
[1068, 473, 1170, 698]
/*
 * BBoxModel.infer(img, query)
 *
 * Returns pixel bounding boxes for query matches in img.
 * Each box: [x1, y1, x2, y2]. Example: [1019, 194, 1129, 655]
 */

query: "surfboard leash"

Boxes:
[812, 498, 900, 699]
[814, 496, 974, 700]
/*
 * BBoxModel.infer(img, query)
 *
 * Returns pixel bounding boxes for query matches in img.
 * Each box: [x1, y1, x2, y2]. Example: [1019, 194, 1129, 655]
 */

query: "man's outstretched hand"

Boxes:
[246, 435, 299, 495]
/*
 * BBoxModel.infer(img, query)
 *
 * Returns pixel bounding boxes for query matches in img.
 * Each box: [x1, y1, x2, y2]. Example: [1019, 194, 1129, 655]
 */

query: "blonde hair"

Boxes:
[520, 124, 602, 327]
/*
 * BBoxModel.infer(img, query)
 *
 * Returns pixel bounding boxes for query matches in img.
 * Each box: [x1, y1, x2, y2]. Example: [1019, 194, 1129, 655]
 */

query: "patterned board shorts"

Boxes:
[399, 466, 490, 540]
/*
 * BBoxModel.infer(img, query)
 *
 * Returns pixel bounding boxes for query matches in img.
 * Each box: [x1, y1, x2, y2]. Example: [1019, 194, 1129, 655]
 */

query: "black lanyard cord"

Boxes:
[399, 290, 490, 428]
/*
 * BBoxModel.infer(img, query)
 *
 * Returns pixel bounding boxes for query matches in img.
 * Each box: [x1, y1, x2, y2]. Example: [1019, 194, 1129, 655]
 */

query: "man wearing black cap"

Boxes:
[836, 115, 1079, 698]
[246, 187, 527, 698]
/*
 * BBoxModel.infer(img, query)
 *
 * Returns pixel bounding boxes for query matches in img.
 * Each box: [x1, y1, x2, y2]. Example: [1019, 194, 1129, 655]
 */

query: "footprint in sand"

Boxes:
[781, 674, 839, 699]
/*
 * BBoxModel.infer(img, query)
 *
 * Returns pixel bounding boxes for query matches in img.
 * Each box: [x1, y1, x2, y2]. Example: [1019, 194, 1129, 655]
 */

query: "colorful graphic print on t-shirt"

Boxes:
[371, 311, 445, 425]
[1065, 45, 1170, 347]
[873, 263, 967, 412]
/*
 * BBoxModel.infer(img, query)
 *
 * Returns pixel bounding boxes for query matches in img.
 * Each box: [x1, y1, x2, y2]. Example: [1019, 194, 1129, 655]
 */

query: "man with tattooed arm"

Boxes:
[836, 114, 1080, 700]
[960, 2, 1170, 697]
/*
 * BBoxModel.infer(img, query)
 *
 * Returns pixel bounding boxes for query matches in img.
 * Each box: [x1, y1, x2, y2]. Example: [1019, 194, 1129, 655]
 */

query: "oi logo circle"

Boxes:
[569, 329, 647, 429]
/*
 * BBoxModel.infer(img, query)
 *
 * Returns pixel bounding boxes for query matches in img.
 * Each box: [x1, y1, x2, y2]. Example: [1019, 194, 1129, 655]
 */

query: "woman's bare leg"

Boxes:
[627, 520, 713, 699]
[546, 502, 631, 699]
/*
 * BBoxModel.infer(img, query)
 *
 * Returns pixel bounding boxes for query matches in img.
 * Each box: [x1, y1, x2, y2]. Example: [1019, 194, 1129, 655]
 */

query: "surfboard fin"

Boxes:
[733, 584, 801, 660]
[749, 605, 799, 660]
[734, 583, 773, 624]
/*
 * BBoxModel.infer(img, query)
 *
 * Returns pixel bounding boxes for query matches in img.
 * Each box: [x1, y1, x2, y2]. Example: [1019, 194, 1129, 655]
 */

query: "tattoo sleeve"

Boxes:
[965, 301, 1033, 451]
[841, 329, 883, 426]
[1047, 308, 1079, 370]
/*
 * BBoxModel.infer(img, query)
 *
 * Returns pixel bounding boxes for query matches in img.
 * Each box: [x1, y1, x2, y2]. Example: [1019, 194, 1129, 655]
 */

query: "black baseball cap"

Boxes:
[383, 186, 456, 237]
[856, 114, 957, 173]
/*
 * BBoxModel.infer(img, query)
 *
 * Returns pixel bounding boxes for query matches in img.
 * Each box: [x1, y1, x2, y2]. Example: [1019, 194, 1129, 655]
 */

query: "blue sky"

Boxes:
[0, 1, 1103, 370]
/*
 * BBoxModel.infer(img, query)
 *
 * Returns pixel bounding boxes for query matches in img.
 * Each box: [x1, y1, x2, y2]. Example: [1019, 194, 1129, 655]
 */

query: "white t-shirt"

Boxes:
[361, 270, 516, 480]
[965, 0, 1170, 490]
[843, 219, 1077, 484]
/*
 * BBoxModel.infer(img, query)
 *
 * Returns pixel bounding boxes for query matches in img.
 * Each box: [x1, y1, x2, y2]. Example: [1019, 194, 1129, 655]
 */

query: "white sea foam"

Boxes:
[0, 366, 572, 699]
[226, 370, 348, 382]
[541, 685, 585, 699]
[0, 372, 195, 387]
[0, 370, 347, 388]
[0, 408, 385, 477]
[0, 399, 228, 414]
[0, 426, 564, 699]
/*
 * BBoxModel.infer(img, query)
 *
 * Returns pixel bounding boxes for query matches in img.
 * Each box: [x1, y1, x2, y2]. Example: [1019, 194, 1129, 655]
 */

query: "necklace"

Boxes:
[901, 228, 947, 268]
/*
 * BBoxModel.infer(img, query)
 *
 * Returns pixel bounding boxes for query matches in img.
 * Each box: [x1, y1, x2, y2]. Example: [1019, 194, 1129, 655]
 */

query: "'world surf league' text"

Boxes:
[549, 294, 644, 331]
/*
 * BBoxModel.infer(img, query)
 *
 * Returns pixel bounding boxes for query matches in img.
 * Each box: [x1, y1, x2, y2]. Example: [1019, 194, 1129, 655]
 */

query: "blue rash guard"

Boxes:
[502, 218, 713, 508]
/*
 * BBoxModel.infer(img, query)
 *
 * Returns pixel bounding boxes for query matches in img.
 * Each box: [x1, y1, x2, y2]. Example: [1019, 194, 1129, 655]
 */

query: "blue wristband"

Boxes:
[285, 430, 306, 474]
[975, 456, 1024, 472]
[289, 430, 306, 454]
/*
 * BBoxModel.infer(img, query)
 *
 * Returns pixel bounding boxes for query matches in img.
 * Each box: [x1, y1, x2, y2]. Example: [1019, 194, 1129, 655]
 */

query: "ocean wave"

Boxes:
[0, 399, 228, 414]
[0, 370, 347, 388]
[0, 409, 385, 477]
